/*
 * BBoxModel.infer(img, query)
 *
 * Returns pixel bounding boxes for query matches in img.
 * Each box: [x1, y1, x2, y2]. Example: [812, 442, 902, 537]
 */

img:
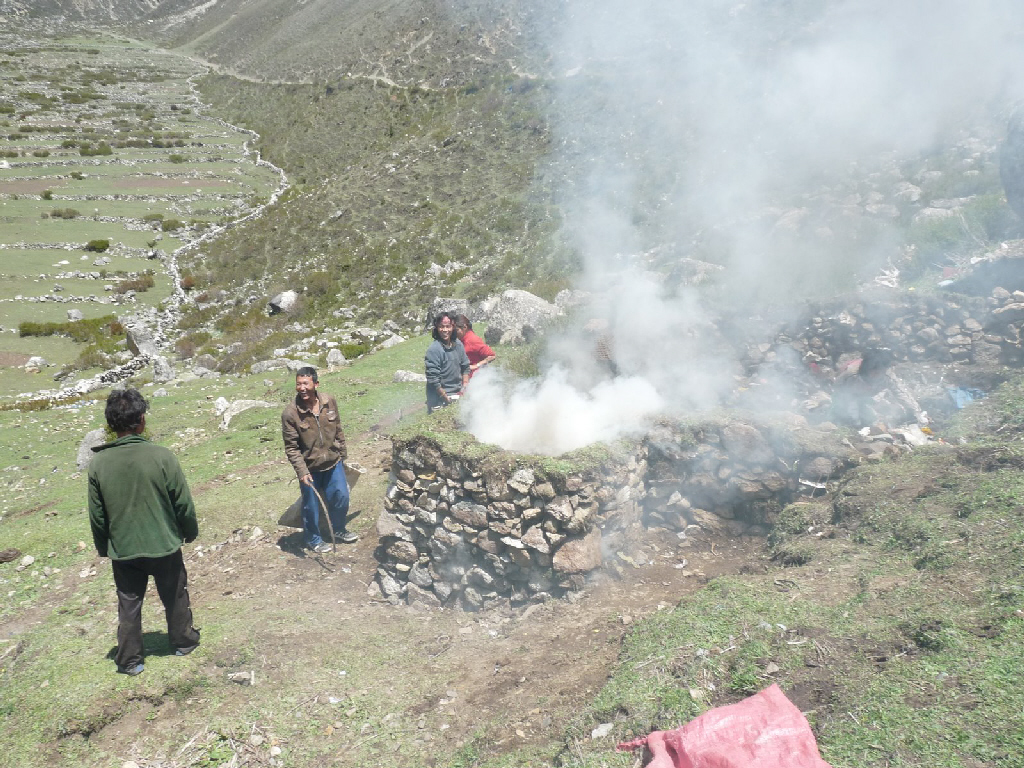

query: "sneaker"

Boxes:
[117, 662, 144, 676]
[310, 542, 332, 554]
[338, 531, 359, 544]
[175, 644, 199, 657]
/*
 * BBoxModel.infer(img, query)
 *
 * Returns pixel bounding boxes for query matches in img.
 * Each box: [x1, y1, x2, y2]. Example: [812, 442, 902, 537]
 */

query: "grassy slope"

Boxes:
[1, 331, 1022, 767]
[527, 377, 1024, 768]
[0, 335, 431, 766]
[146, 1, 577, 344]
[183, 69, 570, 329]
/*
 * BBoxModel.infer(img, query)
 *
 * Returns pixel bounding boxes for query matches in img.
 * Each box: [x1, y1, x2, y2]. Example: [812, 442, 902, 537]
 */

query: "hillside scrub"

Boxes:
[185, 71, 570, 333]
[18, 315, 124, 344]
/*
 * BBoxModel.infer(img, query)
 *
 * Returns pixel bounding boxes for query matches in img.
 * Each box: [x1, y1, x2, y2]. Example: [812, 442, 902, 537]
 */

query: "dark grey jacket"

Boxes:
[425, 339, 470, 411]
[282, 392, 347, 478]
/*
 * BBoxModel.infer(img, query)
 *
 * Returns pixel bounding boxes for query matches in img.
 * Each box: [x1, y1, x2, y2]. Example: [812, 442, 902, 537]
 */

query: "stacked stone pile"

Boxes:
[375, 417, 861, 609]
[763, 292, 996, 373]
[643, 419, 856, 534]
[987, 287, 1024, 365]
[375, 438, 645, 610]
[717, 255, 1024, 379]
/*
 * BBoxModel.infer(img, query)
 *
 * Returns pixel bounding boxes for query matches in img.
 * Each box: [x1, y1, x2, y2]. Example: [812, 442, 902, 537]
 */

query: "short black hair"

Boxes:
[295, 366, 318, 382]
[432, 312, 456, 341]
[105, 388, 148, 433]
[454, 314, 472, 331]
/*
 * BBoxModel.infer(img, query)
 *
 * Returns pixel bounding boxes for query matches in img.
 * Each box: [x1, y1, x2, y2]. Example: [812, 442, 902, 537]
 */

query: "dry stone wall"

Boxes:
[757, 286, 1022, 375]
[375, 439, 646, 611]
[376, 269, 1024, 610]
[375, 418, 856, 609]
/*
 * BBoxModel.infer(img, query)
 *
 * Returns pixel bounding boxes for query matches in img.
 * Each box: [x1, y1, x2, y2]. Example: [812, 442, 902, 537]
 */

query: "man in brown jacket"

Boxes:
[282, 366, 356, 552]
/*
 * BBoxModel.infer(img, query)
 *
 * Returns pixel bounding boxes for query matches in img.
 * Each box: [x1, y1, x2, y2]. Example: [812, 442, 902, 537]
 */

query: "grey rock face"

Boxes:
[76, 428, 107, 470]
[125, 323, 159, 357]
[268, 290, 300, 315]
[266, 290, 299, 313]
[326, 348, 348, 368]
[250, 358, 293, 374]
[482, 289, 562, 346]
[426, 298, 470, 331]
[152, 355, 175, 383]
[552, 527, 603, 574]
[66, 309, 84, 321]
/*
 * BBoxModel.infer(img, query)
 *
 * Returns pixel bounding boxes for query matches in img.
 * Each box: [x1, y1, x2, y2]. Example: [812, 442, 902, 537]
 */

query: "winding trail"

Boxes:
[16, 48, 292, 405]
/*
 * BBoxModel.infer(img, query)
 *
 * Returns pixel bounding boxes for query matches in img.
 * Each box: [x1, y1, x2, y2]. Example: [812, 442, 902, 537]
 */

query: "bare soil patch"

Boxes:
[0, 179, 67, 195]
[0, 351, 31, 367]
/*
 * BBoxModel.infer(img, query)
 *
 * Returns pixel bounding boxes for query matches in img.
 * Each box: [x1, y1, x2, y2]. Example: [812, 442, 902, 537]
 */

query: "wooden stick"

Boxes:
[310, 484, 336, 552]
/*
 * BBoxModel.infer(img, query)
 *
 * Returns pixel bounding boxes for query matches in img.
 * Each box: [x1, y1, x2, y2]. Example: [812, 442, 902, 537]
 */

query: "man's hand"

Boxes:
[299, 474, 313, 486]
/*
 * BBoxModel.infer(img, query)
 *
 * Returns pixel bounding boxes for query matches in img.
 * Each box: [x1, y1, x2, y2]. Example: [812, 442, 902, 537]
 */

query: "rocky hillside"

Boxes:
[5, 0, 1022, 374]
[1, 0, 551, 83]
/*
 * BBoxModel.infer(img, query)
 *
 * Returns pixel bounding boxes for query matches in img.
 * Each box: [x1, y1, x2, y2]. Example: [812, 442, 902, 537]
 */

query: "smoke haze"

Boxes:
[463, 0, 1024, 454]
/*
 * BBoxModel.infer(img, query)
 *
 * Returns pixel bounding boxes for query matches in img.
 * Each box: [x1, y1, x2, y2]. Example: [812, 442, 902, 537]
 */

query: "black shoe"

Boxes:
[175, 644, 199, 657]
[338, 531, 359, 544]
[310, 542, 332, 554]
[117, 662, 144, 676]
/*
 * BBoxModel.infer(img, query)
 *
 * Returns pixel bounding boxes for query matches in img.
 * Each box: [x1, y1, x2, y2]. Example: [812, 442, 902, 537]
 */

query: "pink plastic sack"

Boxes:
[616, 684, 833, 768]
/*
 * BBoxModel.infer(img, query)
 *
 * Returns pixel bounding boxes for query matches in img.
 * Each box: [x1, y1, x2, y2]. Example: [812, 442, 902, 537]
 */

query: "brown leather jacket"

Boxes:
[281, 392, 347, 479]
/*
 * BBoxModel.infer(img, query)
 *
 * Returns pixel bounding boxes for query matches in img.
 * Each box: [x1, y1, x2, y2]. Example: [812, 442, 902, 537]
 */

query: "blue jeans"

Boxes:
[300, 462, 350, 547]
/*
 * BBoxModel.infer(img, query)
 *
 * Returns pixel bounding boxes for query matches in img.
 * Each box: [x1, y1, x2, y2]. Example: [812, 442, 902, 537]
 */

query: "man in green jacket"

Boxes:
[88, 388, 200, 676]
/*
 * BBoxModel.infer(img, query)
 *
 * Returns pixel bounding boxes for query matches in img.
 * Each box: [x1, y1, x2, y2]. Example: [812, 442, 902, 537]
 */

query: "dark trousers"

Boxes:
[111, 550, 199, 668]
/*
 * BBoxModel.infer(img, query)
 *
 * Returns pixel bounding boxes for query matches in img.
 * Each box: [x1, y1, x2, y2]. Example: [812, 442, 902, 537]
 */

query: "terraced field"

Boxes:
[0, 33, 283, 399]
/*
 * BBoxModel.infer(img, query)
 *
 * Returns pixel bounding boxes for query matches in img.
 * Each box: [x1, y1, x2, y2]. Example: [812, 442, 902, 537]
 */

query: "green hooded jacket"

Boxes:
[87, 434, 198, 560]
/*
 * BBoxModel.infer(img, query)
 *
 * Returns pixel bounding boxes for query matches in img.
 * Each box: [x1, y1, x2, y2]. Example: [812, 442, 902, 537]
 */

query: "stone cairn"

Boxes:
[375, 419, 854, 610]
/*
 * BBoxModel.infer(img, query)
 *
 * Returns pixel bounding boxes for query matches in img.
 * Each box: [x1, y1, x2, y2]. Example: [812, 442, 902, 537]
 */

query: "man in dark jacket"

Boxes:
[88, 388, 200, 676]
[282, 366, 356, 552]
[425, 312, 470, 412]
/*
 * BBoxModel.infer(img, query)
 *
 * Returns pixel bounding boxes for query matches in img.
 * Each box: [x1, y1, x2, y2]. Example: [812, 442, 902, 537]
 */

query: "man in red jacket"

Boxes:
[454, 315, 496, 378]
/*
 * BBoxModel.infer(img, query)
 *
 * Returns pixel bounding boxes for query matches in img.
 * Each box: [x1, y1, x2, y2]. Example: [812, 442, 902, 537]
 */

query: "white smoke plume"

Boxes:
[462, 366, 663, 455]
[464, 0, 1024, 455]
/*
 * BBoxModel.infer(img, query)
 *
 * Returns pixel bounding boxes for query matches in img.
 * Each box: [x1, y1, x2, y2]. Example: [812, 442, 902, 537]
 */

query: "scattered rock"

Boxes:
[393, 370, 427, 383]
[76, 428, 107, 470]
[267, 290, 299, 315]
